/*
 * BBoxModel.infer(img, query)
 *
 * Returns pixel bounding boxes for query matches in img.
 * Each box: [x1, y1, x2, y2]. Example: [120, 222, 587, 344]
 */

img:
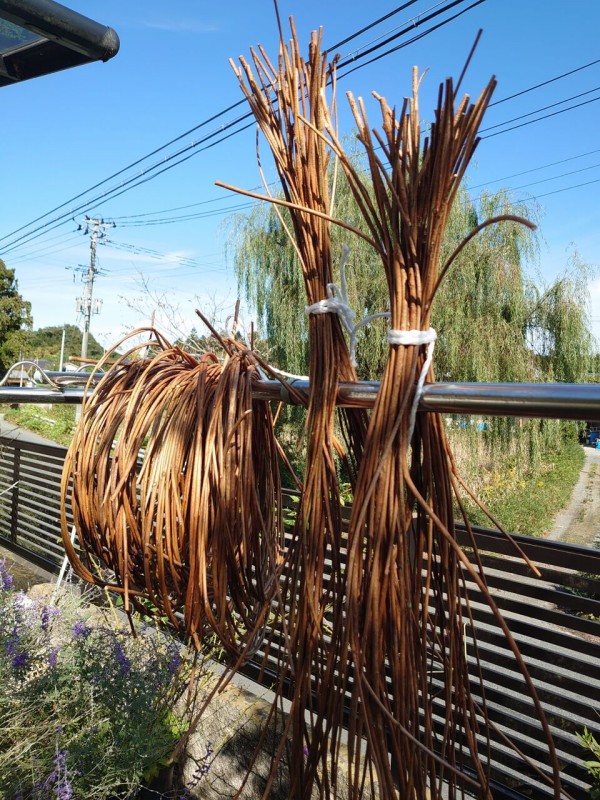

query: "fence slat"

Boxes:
[0, 437, 598, 799]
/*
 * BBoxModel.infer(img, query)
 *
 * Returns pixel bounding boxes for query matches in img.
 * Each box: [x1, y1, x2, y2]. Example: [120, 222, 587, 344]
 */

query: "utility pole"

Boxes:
[77, 217, 114, 359]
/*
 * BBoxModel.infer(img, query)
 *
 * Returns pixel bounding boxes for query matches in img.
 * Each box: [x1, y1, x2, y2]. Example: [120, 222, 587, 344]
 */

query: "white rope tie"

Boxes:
[305, 246, 390, 366]
[388, 327, 437, 446]
[305, 245, 357, 348]
[303, 249, 436, 446]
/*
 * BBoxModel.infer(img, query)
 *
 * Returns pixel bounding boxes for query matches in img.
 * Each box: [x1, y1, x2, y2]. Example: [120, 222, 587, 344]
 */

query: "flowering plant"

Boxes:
[0, 558, 198, 800]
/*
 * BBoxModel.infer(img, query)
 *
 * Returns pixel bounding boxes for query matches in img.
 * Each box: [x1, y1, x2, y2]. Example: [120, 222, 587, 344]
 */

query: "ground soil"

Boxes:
[546, 444, 600, 547]
[0, 544, 53, 592]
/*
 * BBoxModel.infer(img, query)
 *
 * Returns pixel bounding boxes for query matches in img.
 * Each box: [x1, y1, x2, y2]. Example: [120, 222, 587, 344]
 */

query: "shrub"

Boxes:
[0, 558, 197, 800]
[578, 727, 600, 800]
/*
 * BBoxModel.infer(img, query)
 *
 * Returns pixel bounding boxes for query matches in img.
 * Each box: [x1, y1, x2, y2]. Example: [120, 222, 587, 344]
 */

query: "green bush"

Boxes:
[0, 558, 196, 800]
[578, 727, 600, 799]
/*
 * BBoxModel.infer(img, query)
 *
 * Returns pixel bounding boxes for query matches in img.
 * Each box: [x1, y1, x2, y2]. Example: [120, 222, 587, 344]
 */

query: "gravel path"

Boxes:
[546, 445, 600, 547]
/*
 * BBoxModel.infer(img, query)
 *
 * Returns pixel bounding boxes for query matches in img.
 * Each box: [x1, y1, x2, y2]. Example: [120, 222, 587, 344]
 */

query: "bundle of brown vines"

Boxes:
[222, 21, 371, 798]
[319, 74, 562, 799]
[221, 21, 563, 800]
[61, 330, 283, 660]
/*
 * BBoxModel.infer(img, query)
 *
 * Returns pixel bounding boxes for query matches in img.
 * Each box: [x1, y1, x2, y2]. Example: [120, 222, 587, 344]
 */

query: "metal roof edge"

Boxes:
[0, 0, 119, 62]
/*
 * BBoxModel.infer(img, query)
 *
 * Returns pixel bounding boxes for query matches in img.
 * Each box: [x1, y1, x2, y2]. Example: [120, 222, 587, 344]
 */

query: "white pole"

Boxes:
[58, 326, 66, 372]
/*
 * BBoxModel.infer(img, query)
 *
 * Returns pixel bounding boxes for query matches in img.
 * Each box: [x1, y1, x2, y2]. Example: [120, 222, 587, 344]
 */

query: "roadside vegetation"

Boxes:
[0, 558, 202, 800]
[458, 434, 584, 536]
[0, 404, 76, 448]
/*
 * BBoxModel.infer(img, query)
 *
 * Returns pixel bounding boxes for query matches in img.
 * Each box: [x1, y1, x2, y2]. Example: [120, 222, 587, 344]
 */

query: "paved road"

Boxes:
[546, 445, 600, 547]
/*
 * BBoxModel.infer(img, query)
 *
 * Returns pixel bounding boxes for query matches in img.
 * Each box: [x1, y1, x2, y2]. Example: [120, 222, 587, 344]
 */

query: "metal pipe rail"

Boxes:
[0, 380, 598, 420]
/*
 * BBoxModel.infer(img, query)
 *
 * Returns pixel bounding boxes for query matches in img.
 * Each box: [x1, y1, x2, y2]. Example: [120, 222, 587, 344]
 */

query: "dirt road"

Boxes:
[546, 445, 600, 547]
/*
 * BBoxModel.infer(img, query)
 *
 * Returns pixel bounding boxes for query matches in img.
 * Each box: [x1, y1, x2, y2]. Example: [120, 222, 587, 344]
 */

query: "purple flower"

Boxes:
[41, 605, 53, 631]
[12, 650, 29, 670]
[71, 620, 90, 639]
[53, 750, 73, 800]
[114, 641, 131, 676]
[189, 741, 214, 786]
[48, 647, 59, 668]
[38, 745, 74, 800]
[167, 647, 182, 674]
[0, 558, 13, 591]
[14, 591, 33, 609]
[5, 627, 19, 656]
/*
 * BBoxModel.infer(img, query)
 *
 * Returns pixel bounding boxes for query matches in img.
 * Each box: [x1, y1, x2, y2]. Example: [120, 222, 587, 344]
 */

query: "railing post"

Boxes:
[10, 442, 20, 544]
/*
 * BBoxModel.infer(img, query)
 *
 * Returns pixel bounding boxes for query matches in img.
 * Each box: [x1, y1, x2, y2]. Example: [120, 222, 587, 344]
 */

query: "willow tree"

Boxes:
[228, 163, 391, 381]
[229, 174, 596, 494]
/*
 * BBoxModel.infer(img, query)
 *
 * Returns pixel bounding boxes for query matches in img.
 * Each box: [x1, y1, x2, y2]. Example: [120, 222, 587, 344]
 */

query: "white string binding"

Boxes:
[305, 246, 390, 366]
[304, 249, 437, 446]
[305, 245, 356, 339]
[388, 327, 437, 445]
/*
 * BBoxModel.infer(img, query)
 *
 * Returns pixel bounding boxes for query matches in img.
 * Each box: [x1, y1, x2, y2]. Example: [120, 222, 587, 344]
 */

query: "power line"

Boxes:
[501, 161, 600, 194]
[0, 2, 425, 249]
[0, 117, 256, 256]
[0, 97, 248, 249]
[112, 145, 600, 225]
[0, 0, 481, 256]
[472, 161, 600, 204]
[490, 57, 600, 107]
[332, 0, 421, 50]
[115, 201, 255, 227]
[100, 240, 224, 271]
[338, 0, 484, 77]
[481, 93, 600, 140]
[468, 147, 600, 189]
[480, 85, 600, 133]
[513, 175, 600, 203]
[338, 0, 448, 60]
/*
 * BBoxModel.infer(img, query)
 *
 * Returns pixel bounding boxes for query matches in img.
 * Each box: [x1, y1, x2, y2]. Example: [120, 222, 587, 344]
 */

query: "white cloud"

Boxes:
[141, 19, 218, 34]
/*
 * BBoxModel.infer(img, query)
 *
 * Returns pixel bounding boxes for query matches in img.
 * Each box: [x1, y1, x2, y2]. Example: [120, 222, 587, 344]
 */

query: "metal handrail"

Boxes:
[0, 380, 598, 420]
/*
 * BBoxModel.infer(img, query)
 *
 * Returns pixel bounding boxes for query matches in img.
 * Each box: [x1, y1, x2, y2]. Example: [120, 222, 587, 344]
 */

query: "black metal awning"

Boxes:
[0, 0, 119, 87]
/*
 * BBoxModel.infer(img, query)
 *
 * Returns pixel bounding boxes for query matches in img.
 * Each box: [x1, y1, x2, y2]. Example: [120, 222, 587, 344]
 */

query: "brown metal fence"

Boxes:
[0, 434, 598, 799]
[0, 436, 70, 571]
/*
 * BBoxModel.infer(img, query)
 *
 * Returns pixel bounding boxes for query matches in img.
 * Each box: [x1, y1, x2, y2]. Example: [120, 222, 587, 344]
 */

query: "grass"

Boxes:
[0, 404, 76, 447]
[464, 438, 585, 537]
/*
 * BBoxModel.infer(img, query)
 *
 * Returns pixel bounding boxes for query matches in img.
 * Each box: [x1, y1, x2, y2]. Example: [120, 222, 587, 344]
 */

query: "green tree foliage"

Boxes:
[228, 163, 389, 380]
[0, 260, 32, 373]
[229, 173, 597, 519]
[9, 324, 105, 370]
[230, 179, 595, 387]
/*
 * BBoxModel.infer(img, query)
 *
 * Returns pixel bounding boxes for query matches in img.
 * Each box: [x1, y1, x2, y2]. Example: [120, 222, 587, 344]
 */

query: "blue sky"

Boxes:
[1, 0, 599, 351]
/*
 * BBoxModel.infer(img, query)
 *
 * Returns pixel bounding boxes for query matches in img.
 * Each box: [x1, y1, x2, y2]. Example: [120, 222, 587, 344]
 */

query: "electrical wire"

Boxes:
[473, 162, 600, 202]
[513, 175, 600, 203]
[480, 85, 600, 133]
[0, 118, 257, 256]
[338, 0, 447, 61]
[0, 0, 482, 256]
[490, 57, 600, 107]
[6, 2, 598, 261]
[468, 147, 600, 189]
[114, 201, 254, 227]
[331, 0, 421, 50]
[481, 93, 600, 139]
[112, 146, 600, 226]
[338, 0, 483, 72]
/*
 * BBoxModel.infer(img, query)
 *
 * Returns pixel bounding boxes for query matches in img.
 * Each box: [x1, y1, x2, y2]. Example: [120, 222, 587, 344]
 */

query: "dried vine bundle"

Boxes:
[61, 330, 283, 660]
[320, 74, 563, 799]
[224, 21, 372, 799]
